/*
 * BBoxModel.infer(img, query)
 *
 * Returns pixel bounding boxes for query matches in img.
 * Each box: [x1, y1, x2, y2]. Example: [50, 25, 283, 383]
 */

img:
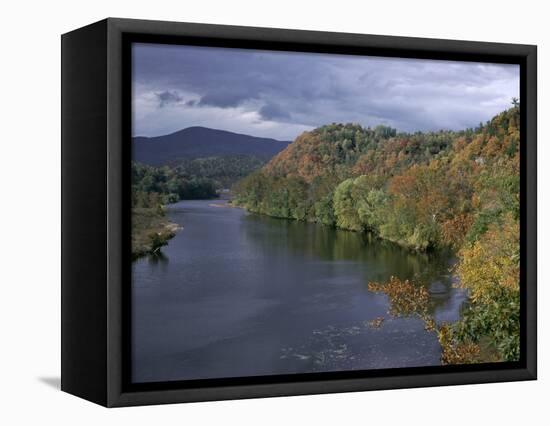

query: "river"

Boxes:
[132, 199, 467, 383]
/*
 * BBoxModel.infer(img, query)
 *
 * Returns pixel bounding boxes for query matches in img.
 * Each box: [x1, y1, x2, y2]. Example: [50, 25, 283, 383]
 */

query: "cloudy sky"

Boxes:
[132, 43, 519, 141]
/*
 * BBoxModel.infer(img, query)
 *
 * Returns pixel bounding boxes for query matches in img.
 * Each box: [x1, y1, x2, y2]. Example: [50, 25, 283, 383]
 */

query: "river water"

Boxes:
[132, 199, 467, 383]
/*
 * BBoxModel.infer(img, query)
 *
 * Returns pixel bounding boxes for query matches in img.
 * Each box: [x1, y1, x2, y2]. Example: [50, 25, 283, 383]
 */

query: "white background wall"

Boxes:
[0, 0, 546, 424]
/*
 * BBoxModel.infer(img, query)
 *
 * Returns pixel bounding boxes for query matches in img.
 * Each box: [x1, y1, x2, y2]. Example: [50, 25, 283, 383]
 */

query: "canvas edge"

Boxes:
[57, 17, 539, 407]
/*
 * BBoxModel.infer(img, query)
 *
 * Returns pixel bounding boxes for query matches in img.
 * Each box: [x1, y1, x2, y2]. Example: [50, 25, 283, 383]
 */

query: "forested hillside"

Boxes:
[234, 104, 521, 364]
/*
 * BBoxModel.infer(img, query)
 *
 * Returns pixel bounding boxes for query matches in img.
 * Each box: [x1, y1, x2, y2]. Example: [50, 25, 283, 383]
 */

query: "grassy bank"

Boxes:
[131, 207, 181, 260]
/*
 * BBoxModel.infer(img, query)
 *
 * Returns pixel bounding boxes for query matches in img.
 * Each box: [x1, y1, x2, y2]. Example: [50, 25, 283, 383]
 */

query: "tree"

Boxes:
[314, 193, 335, 226]
[333, 178, 363, 231]
[454, 214, 520, 361]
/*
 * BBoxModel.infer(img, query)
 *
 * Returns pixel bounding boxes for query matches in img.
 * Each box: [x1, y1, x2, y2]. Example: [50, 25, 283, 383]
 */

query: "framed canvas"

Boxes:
[61, 18, 537, 407]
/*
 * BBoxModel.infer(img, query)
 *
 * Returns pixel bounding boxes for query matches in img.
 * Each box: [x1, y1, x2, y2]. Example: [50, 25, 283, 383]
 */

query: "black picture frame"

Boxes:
[61, 17, 537, 407]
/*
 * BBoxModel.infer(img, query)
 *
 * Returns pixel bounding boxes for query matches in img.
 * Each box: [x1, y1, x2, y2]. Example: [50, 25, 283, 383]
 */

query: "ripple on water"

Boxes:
[279, 317, 442, 372]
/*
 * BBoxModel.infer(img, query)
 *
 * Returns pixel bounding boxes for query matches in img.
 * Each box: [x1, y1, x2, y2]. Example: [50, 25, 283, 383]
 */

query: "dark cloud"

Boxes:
[259, 102, 291, 121]
[198, 90, 254, 108]
[133, 43, 520, 139]
[155, 90, 183, 107]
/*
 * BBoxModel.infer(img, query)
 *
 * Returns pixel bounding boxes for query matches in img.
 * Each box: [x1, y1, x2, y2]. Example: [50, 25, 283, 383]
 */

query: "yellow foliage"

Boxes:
[438, 324, 482, 365]
[457, 214, 519, 303]
[368, 276, 430, 318]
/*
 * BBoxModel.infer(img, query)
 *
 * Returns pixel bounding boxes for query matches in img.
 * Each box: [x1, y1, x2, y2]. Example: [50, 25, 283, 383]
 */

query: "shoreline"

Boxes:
[132, 196, 225, 261]
[131, 207, 183, 261]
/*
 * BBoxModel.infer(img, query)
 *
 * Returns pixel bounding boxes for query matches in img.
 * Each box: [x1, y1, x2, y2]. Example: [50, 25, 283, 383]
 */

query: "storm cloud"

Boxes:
[155, 90, 183, 107]
[132, 43, 519, 140]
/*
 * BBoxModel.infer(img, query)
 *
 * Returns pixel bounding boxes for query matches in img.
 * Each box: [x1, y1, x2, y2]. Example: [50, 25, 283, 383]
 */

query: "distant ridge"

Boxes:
[133, 126, 291, 165]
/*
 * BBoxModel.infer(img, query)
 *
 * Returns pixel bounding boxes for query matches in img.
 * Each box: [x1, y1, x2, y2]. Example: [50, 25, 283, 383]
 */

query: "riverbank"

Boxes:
[131, 207, 182, 260]
[131, 195, 224, 260]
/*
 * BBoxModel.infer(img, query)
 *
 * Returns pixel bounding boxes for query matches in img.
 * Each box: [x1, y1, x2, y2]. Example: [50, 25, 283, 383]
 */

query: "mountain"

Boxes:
[133, 126, 291, 165]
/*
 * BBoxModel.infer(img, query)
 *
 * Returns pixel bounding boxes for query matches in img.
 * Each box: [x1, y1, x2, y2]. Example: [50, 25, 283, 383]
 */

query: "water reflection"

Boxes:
[241, 213, 458, 317]
[145, 250, 169, 264]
